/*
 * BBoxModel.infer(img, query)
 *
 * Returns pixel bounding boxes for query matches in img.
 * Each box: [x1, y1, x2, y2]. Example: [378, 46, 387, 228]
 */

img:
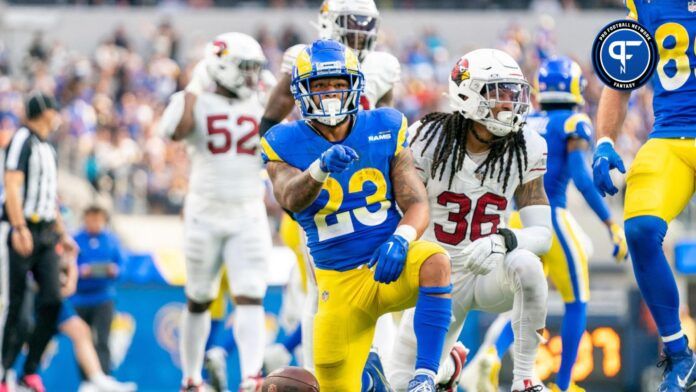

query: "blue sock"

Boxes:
[556, 301, 587, 390]
[282, 324, 302, 352]
[494, 321, 515, 360]
[206, 319, 225, 351]
[626, 216, 687, 354]
[414, 286, 453, 374]
[361, 370, 374, 392]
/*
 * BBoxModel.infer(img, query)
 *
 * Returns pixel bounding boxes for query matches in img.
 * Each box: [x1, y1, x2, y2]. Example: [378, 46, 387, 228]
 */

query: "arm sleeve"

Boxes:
[5, 131, 31, 173]
[158, 91, 185, 139]
[568, 149, 612, 222]
[510, 205, 553, 256]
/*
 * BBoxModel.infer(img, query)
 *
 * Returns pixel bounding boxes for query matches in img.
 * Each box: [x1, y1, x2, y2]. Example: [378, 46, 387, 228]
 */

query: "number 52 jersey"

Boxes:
[160, 91, 265, 202]
[626, 0, 696, 138]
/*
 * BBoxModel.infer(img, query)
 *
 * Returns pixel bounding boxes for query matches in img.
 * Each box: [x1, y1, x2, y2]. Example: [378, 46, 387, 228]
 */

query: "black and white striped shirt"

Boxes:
[3, 126, 57, 223]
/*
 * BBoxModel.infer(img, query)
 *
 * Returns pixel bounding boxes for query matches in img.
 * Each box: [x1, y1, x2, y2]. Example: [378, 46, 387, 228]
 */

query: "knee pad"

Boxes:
[508, 250, 547, 296]
[229, 274, 267, 299]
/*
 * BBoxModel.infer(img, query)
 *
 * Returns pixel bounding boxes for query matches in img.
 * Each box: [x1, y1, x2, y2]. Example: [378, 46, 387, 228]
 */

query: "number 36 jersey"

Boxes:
[161, 91, 265, 202]
[626, 0, 696, 138]
[261, 108, 408, 271]
[409, 123, 547, 266]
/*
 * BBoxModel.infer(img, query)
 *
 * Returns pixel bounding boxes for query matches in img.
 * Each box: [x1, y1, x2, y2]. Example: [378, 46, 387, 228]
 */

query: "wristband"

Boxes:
[596, 137, 615, 147]
[394, 224, 418, 244]
[308, 159, 329, 183]
[497, 228, 518, 252]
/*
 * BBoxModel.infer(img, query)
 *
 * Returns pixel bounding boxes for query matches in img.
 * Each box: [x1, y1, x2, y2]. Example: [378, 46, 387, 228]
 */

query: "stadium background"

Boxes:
[0, 1, 695, 391]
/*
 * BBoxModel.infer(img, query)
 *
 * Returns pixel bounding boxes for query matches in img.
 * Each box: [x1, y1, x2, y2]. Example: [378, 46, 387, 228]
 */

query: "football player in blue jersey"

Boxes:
[593, 1, 696, 391]
[261, 39, 453, 392]
[525, 56, 627, 392]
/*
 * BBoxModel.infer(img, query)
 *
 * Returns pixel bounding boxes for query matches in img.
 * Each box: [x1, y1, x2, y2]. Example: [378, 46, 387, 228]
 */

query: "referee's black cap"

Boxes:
[25, 92, 59, 120]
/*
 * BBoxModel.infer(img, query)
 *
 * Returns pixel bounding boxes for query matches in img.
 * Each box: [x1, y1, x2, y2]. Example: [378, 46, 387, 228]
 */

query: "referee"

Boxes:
[0, 92, 77, 391]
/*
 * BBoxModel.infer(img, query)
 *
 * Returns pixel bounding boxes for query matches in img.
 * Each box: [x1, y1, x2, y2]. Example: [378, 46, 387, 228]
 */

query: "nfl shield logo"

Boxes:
[689, 0, 696, 12]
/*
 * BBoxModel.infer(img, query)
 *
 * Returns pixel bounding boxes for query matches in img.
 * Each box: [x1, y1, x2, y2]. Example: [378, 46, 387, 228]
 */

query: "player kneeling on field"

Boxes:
[387, 49, 552, 392]
[262, 39, 452, 392]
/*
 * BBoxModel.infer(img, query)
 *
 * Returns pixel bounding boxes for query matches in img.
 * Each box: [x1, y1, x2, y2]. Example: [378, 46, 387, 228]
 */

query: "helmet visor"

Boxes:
[336, 14, 378, 53]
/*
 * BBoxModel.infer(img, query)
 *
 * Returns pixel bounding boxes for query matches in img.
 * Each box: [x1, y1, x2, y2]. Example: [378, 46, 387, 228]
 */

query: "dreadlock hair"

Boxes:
[412, 111, 529, 193]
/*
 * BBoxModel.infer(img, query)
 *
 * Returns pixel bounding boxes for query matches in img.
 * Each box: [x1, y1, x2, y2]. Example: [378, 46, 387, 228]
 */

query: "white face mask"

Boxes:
[316, 97, 346, 126]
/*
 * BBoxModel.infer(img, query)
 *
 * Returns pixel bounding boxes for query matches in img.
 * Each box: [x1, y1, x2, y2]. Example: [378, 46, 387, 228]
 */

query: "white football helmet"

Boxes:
[317, 0, 380, 62]
[448, 49, 531, 137]
[204, 32, 266, 99]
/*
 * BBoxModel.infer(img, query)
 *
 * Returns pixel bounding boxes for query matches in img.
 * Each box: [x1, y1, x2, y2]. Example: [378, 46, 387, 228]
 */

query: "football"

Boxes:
[262, 367, 320, 392]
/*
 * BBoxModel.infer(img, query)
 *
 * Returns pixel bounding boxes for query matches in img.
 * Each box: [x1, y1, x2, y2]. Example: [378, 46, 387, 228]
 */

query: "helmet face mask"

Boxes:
[479, 80, 531, 137]
[318, 0, 380, 62]
[291, 40, 365, 127]
[448, 49, 531, 137]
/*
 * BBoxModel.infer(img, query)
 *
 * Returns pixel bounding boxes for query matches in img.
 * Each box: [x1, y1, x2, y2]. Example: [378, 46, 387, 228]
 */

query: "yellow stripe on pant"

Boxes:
[508, 208, 590, 303]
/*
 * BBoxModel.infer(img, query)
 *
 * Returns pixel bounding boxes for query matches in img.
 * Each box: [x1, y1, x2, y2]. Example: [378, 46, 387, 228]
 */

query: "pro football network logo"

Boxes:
[591, 19, 657, 90]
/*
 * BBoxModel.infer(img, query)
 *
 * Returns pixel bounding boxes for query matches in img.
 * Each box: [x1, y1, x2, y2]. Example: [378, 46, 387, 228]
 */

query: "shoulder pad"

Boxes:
[281, 44, 308, 75]
[523, 126, 548, 162]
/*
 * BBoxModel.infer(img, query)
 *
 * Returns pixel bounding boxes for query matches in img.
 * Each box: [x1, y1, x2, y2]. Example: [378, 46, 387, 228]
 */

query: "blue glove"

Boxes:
[319, 145, 359, 174]
[592, 140, 625, 197]
[368, 235, 409, 284]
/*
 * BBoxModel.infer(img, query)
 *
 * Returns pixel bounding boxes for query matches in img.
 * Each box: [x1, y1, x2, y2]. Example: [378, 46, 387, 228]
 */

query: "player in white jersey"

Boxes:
[159, 32, 272, 392]
[258, 0, 403, 375]
[386, 49, 553, 392]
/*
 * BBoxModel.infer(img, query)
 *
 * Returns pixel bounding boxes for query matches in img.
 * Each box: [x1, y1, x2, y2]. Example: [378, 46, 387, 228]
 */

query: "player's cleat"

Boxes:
[548, 382, 585, 392]
[204, 347, 229, 392]
[263, 343, 293, 374]
[20, 374, 46, 392]
[238, 374, 263, 392]
[91, 375, 138, 392]
[408, 374, 436, 392]
[511, 378, 546, 392]
[181, 379, 204, 392]
[657, 348, 696, 392]
[438, 342, 468, 392]
[363, 350, 391, 392]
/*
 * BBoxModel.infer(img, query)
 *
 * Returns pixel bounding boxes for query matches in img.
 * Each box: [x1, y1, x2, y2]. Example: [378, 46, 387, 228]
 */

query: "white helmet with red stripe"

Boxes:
[448, 48, 531, 137]
[204, 32, 266, 98]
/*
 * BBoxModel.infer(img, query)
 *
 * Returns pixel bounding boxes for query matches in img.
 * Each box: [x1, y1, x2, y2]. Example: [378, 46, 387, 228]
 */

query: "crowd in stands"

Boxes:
[0, 17, 653, 215]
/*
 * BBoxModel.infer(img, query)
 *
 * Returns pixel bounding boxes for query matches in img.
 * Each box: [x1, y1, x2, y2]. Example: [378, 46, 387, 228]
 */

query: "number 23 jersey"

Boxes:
[161, 91, 265, 202]
[261, 108, 408, 271]
[626, 0, 696, 138]
[410, 124, 547, 265]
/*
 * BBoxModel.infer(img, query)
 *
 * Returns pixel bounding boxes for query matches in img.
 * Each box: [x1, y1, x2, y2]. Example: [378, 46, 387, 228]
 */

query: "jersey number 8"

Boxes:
[655, 22, 696, 91]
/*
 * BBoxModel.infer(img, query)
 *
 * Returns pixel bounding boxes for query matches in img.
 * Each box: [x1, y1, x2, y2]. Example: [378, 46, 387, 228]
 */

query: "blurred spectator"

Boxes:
[71, 205, 126, 377]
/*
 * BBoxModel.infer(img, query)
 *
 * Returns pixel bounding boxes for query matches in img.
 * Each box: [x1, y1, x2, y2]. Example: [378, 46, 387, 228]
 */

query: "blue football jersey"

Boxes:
[627, 0, 696, 138]
[526, 110, 592, 208]
[261, 108, 408, 271]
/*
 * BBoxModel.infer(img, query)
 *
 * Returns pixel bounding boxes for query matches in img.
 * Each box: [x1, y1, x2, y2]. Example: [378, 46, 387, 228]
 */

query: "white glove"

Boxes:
[461, 234, 506, 275]
[185, 60, 213, 95]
